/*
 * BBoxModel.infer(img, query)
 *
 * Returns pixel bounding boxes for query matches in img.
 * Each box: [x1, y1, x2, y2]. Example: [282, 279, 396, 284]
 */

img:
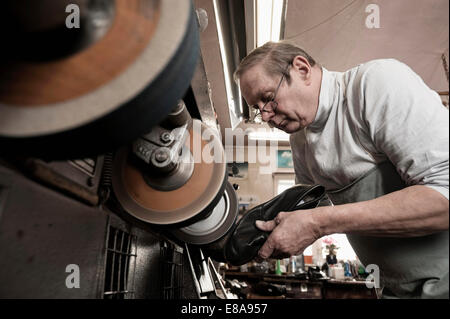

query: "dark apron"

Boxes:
[327, 161, 449, 299]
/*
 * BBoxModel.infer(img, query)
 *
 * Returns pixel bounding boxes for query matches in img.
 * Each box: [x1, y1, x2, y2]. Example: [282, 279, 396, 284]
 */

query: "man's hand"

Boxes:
[255, 208, 322, 260]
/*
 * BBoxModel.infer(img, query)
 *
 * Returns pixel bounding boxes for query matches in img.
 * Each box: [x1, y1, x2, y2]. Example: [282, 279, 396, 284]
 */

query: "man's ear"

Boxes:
[292, 55, 312, 83]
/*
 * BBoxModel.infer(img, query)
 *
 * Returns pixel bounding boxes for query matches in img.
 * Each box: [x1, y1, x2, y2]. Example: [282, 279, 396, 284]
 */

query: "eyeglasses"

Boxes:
[251, 68, 287, 121]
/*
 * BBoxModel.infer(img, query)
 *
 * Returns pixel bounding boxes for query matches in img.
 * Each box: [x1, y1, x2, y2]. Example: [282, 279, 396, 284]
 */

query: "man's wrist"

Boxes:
[309, 205, 337, 239]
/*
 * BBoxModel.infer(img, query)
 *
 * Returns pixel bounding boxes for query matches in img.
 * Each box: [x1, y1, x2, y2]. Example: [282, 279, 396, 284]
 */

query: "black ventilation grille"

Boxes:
[103, 226, 137, 299]
[160, 241, 184, 299]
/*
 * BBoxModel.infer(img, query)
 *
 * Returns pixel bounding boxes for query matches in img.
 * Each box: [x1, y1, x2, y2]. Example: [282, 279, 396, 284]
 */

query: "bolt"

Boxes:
[137, 145, 151, 158]
[160, 132, 173, 143]
[154, 149, 169, 163]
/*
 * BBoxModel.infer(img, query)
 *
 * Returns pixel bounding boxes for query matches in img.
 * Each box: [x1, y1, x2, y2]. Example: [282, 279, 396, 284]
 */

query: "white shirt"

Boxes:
[290, 59, 449, 200]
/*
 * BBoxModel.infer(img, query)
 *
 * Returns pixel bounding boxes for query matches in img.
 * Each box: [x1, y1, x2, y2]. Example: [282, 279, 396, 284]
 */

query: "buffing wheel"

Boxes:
[112, 119, 227, 225]
[170, 180, 238, 245]
[0, 0, 199, 159]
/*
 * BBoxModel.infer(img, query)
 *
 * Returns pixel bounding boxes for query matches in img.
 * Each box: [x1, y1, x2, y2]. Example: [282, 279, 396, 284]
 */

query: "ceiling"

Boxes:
[284, 0, 449, 91]
[194, 0, 449, 143]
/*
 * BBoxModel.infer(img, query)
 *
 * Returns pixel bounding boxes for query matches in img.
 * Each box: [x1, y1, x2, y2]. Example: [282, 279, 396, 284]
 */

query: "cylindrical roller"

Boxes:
[164, 100, 192, 128]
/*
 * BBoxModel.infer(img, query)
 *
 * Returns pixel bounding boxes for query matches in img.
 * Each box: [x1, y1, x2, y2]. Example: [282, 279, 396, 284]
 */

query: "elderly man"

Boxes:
[234, 41, 449, 298]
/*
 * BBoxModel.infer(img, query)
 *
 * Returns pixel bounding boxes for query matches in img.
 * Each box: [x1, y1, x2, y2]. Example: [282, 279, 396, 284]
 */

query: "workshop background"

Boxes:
[0, 0, 448, 299]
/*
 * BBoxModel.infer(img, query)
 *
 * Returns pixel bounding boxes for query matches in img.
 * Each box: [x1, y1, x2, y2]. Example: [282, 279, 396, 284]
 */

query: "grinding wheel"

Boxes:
[112, 119, 227, 225]
[0, 0, 199, 159]
[171, 181, 238, 245]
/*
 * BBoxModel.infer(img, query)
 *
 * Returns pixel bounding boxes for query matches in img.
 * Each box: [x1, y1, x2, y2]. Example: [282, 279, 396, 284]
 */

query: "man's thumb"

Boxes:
[255, 220, 276, 232]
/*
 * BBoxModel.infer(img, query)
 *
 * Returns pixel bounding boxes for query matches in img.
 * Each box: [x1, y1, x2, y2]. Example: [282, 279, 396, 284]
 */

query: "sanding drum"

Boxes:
[0, 0, 199, 159]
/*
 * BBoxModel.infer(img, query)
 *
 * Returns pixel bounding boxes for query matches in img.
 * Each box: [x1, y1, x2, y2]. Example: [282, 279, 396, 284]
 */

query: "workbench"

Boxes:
[224, 271, 378, 299]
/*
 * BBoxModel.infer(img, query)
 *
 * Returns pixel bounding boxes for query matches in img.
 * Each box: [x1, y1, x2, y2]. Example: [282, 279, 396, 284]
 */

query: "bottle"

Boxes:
[289, 256, 296, 274]
[275, 260, 282, 275]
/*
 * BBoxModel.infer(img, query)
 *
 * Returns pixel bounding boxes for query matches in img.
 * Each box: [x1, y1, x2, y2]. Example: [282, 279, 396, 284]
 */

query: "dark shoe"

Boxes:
[224, 184, 326, 266]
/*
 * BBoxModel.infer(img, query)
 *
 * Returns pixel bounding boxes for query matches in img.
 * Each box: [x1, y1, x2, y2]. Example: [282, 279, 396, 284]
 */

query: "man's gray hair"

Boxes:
[233, 41, 317, 84]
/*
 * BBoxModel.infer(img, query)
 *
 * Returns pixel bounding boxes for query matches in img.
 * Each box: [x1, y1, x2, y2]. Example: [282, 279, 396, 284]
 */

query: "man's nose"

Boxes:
[261, 110, 274, 122]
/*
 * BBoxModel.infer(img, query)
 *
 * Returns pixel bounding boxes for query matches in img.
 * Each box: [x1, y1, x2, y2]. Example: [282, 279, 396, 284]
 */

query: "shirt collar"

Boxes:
[307, 67, 338, 132]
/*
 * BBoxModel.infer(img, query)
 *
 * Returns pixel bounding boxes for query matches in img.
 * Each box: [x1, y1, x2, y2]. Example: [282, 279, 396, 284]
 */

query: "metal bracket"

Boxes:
[133, 123, 189, 168]
[184, 243, 231, 299]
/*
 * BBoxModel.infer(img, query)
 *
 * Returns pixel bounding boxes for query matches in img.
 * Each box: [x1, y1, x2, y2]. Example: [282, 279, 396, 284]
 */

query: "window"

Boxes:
[273, 173, 295, 197]
[277, 178, 295, 195]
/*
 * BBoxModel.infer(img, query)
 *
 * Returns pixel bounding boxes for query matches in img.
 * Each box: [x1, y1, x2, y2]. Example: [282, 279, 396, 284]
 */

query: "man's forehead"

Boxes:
[240, 66, 270, 99]
[241, 64, 267, 82]
[240, 80, 263, 105]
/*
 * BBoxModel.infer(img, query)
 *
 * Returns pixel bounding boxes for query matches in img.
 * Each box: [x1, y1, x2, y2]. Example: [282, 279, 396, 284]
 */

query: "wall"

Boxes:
[227, 145, 295, 210]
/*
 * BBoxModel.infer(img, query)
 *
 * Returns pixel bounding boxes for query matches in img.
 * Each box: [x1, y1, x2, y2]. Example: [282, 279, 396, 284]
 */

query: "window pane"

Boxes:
[277, 179, 294, 195]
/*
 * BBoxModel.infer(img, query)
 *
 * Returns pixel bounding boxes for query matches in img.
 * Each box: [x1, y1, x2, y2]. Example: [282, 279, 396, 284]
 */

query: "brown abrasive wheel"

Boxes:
[0, 0, 199, 160]
[112, 119, 227, 225]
